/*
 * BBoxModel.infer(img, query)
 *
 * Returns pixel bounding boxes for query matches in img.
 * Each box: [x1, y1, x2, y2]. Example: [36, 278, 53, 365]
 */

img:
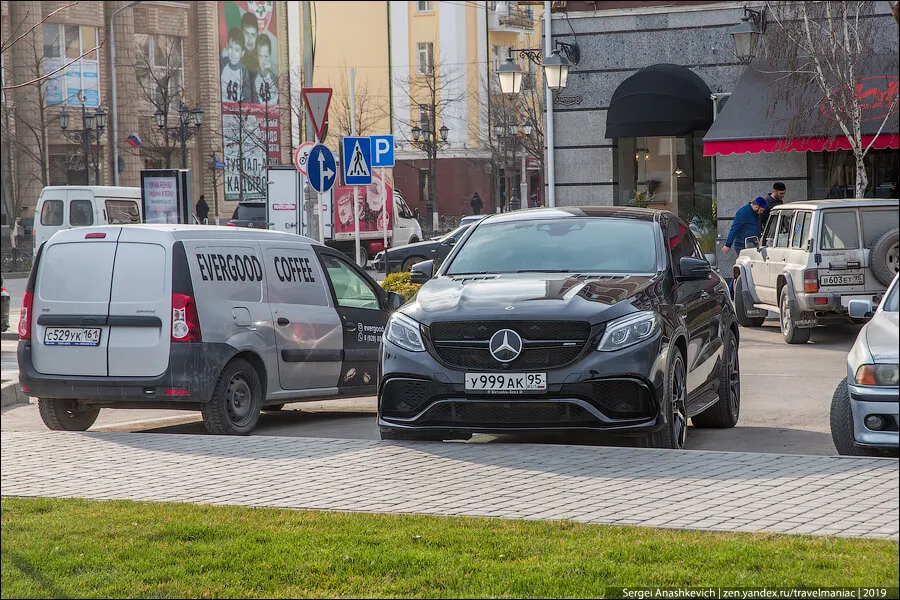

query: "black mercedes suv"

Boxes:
[378, 207, 741, 449]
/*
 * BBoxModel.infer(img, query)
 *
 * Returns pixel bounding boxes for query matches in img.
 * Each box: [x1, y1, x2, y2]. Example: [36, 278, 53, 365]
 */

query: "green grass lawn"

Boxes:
[2, 497, 897, 598]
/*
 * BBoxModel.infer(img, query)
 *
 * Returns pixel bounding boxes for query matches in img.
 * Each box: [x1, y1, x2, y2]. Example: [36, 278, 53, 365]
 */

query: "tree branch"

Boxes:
[1, 43, 104, 91]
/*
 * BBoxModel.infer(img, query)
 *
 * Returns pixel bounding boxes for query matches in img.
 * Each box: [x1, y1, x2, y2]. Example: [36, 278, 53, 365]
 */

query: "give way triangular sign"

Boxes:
[301, 88, 332, 141]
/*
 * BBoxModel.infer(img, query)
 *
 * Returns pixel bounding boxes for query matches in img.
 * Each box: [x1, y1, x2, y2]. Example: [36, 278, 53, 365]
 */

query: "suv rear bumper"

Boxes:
[795, 292, 884, 321]
[17, 341, 235, 406]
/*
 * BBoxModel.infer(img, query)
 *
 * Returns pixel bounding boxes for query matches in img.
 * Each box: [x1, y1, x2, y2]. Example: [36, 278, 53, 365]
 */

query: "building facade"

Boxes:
[1, 0, 292, 228]
[292, 0, 546, 225]
[544, 0, 898, 274]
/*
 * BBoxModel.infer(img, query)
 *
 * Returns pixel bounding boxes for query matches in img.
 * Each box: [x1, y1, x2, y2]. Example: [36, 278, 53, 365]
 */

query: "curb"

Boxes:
[1, 331, 18, 341]
[1, 380, 29, 408]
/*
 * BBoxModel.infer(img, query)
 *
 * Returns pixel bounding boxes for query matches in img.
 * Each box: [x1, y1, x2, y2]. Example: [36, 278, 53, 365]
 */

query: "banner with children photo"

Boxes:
[218, 1, 281, 202]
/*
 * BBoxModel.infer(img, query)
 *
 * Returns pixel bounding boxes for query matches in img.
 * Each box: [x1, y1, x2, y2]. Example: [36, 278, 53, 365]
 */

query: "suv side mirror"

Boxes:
[744, 236, 760, 248]
[678, 256, 712, 280]
[848, 299, 873, 319]
[387, 291, 405, 310]
[410, 259, 434, 284]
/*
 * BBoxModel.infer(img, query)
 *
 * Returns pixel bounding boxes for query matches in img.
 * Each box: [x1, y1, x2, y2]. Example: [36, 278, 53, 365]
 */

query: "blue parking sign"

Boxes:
[370, 135, 395, 168]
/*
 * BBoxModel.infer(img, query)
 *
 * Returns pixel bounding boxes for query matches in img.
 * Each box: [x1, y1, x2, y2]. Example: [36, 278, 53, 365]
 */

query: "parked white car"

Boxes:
[733, 199, 898, 344]
[830, 274, 899, 456]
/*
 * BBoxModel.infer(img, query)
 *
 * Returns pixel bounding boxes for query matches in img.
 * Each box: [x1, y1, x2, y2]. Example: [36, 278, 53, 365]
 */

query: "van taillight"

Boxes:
[804, 269, 819, 293]
[19, 291, 33, 340]
[171, 293, 202, 342]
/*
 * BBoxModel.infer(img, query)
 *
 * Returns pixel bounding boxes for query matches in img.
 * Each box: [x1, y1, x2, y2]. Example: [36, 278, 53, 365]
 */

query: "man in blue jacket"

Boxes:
[722, 196, 768, 255]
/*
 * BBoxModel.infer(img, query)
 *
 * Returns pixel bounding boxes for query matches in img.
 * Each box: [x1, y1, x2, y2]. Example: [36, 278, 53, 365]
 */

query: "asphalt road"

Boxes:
[3, 286, 861, 454]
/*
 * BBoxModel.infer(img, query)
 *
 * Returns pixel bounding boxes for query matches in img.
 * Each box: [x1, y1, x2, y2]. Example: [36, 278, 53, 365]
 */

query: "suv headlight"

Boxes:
[385, 313, 425, 352]
[598, 311, 661, 352]
[855, 364, 900, 387]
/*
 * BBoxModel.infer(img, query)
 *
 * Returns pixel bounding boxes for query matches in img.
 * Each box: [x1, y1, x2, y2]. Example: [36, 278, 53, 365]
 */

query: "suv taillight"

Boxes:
[171, 293, 202, 342]
[19, 291, 33, 340]
[804, 269, 819, 293]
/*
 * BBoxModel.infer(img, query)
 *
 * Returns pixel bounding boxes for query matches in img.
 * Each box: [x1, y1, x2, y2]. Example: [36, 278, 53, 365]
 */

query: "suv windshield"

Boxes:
[445, 218, 659, 275]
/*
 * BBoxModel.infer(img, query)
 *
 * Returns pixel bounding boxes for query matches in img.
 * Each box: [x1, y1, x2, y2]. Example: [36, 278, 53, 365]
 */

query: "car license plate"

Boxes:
[820, 273, 864, 286]
[465, 373, 546, 392]
[43, 327, 102, 346]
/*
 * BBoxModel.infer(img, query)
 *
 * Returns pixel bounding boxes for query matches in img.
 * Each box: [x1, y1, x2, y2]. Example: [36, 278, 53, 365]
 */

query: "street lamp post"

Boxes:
[59, 92, 107, 185]
[155, 101, 204, 169]
[409, 116, 449, 235]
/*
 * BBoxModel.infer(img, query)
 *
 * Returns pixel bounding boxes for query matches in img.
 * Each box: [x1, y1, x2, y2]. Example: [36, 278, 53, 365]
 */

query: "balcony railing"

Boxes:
[490, 6, 534, 31]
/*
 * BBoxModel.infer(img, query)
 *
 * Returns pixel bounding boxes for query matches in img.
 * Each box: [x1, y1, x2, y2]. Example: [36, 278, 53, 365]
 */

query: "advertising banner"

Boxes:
[218, 1, 281, 202]
[333, 170, 394, 238]
[140, 170, 191, 224]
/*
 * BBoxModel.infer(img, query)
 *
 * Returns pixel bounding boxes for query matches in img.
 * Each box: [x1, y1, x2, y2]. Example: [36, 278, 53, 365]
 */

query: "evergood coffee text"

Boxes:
[196, 253, 264, 282]
[274, 255, 317, 283]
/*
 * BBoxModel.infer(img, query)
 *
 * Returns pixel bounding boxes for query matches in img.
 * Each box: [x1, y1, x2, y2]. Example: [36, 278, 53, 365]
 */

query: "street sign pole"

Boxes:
[350, 67, 361, 268]
[382, 167, 387, 259]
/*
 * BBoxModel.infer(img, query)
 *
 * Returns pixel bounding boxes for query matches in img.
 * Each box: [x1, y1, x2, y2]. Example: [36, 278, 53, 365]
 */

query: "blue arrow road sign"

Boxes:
[341, 136, 372, 185]
[307, 144, 336, 193]
[370, 135, 395, 168]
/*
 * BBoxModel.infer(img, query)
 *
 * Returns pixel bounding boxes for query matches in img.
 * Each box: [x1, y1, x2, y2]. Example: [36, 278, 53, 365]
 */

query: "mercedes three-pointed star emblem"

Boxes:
[489, 329, 523, 363]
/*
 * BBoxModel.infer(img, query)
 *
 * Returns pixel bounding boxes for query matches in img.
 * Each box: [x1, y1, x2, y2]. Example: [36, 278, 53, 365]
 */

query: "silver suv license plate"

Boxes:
[820, 274, 864, 286]
[465, 373, 547, 392]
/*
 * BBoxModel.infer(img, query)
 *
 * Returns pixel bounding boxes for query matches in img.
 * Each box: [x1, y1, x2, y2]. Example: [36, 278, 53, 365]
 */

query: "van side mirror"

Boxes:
[677, 256, 712, 280]
[387, 291, 405, 310]
[744, 236, 760, 248]
[848, 299, 873, 319]
[409, 259, 434, 284]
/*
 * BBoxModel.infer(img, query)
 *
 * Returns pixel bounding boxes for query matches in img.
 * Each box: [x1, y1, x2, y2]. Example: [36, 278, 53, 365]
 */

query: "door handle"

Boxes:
[700, 291, 710, 299]
[344, 322, 357, 332]
[277, 317, 290, 326]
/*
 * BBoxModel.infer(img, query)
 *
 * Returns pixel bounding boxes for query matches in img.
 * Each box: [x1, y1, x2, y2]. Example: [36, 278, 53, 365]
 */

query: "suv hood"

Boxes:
[865, 312, 899, 362]
[403, 273, 661, 325]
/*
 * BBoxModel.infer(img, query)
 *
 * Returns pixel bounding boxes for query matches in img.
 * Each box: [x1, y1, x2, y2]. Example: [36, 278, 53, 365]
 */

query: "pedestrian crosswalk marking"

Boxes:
[347, 141, 370, 177]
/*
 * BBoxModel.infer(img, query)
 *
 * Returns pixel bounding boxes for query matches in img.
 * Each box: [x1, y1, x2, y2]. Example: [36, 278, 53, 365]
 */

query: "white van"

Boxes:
[18, 224, 404, 435]
[33, 186, 142, 256]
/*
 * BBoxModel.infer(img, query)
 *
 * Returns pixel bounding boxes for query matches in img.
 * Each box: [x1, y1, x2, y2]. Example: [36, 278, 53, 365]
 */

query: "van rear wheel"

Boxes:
[202, 358, 262, 435]
[37, 398, 100, 431]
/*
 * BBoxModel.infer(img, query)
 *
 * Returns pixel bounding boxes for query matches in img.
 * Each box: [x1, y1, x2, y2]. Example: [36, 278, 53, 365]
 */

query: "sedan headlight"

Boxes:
[855, 364, 900, 387]
[385, 312, 425, 352]
[598, 311, 661, 352]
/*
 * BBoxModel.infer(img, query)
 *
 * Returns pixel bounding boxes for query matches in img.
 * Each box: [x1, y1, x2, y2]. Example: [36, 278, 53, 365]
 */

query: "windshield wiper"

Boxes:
[514, 269, 571, 273]
[448, 271, 491, 275]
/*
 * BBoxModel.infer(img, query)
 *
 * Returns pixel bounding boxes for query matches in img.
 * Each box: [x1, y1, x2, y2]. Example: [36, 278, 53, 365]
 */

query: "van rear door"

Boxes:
[34, 188, 68, 253]
[107, 227, 171, 377]
[31, 228, 120, 376]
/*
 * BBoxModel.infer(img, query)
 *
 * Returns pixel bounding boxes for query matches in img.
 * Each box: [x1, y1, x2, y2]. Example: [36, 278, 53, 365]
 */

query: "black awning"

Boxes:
[703, 54, 899, 156]
[605, 64, 714, 138]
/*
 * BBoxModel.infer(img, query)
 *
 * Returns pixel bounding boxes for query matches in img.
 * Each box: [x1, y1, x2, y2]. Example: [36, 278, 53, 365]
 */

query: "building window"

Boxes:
[807, 149, 899, 199]
[417, 42, 434, 75]
[416, 1, 434, 12]
[43, 24, 101, 107]
[135, 34, 184, 111]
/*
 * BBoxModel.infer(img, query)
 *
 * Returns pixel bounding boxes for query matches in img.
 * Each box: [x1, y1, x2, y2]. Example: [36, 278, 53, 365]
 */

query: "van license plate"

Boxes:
[44, 327, 101, 346]
[465, 373, 547, 392]
[820, 274, 864, 286]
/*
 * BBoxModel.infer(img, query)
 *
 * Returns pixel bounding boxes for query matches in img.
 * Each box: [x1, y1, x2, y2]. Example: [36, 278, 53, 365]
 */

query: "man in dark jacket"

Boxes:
[195, 195, 209, 224]
[760, 181, 786, 227]
[722, 196, 768, 255]
[470, 192, 483, 215]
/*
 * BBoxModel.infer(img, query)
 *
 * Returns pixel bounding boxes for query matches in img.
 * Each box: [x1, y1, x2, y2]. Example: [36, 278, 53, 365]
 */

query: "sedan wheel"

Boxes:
[402, 256, 425, 272]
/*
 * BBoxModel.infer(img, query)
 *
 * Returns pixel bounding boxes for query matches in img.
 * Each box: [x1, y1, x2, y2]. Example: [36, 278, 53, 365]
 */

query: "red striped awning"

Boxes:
[704, 134, 899, 156]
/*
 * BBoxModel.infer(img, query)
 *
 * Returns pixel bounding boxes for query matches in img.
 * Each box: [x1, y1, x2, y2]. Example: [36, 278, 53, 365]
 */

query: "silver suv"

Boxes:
[733, 199, 899, 344]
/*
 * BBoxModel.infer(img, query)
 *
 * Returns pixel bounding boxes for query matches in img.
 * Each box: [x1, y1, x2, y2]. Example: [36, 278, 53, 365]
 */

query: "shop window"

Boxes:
[808, 149, 899, 199]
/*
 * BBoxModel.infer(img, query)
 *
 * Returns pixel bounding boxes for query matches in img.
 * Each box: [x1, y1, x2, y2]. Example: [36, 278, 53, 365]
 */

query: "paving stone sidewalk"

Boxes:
[2, 431, 897, 539]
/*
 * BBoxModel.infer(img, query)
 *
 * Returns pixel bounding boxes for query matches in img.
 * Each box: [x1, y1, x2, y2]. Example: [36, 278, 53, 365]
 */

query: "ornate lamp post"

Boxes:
[409, 116, 449, 235]
[59, 91, 107, 185]
[155, 101, 204, 169]
[730, 6, 767, 62]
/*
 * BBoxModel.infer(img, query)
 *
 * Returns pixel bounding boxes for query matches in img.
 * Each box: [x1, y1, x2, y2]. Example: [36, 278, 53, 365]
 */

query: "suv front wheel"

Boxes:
[780, 287, 810, 344]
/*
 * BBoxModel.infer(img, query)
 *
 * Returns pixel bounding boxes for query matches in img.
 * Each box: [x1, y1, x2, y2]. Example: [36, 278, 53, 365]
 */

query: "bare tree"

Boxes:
[130, 34, 189, 169]
[0, 31, 52, 221]
[765, 1, 898, 198]
[390, 57, 469, 232]
[330, 64, 380, 139]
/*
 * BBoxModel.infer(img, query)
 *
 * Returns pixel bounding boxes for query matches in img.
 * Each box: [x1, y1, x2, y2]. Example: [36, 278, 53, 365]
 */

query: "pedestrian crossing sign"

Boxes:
[341, 136, 373, 186]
